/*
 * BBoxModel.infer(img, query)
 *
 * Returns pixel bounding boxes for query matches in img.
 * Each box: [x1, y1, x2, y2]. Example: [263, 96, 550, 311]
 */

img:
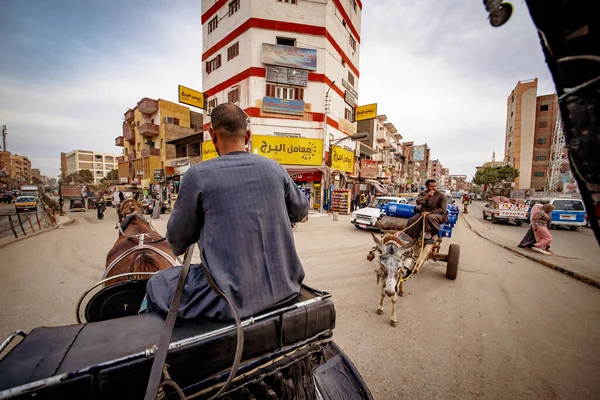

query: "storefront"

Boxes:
[288, 169, 322, 210]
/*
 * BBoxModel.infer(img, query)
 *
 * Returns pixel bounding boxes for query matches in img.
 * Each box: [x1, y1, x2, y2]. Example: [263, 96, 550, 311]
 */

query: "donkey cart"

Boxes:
[368, 231, 460, 327]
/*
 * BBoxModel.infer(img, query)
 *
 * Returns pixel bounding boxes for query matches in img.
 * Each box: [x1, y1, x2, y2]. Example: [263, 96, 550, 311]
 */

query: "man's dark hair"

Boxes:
[425, 179, 437, 187]
[210, 103, 247, 138]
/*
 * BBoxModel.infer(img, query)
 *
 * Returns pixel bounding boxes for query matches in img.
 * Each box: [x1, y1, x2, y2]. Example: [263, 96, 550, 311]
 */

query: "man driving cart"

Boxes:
[405, 179, 448, 244]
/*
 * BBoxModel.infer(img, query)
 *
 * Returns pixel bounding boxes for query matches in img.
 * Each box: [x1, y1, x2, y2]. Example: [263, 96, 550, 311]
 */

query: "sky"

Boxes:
[0, 0, 554, 179]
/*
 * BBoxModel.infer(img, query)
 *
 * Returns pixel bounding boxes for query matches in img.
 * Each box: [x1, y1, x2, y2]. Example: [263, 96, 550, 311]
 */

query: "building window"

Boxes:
[192, 142, 201, 156]
[533, 172, 545, 177]
[227, 42, 239, 61]
[176, 146, 186, 158]
[164, 117, 180, 125]
[537, 138, 547, 145]
[205, 54, 222, 74]
[276, 36, 296, 47]
[229, 0, 240, 16]
[510, 126, 512, 132]
[208, 16, 218, 34]
[540, 104, 549, 111]
[350, 0, 357, 11]
[510, 111, 513, 117]
[511, 96, 514, 103]
[266, 84, 304, 100]
[276, 0, 296, 4]
[509, 141, 512, 148]
[349, 34, 356, 52]
[228, 87, 240, 104]
[208, 98, 218, 109]
[344, 108, 353, 122]
[539, 121, 548, 128]
[348, 71, 355, 87]
[535, 155, 547, 161]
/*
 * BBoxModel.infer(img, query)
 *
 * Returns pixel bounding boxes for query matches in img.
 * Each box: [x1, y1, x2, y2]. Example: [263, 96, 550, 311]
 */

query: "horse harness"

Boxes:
[103, 230, 178, 279]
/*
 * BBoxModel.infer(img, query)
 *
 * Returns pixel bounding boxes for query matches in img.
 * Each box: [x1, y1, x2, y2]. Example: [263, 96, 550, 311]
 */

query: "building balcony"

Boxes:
[141, 148, 161, 157]
[139, 122, 159, 137]
[123, 124, 135, 142]
[124, 109, 134, 122]
[137, 98, 158, 115]
[115, 136, 124, 146]
[127, 153, 137, 161]
[116, 156, 125, 163]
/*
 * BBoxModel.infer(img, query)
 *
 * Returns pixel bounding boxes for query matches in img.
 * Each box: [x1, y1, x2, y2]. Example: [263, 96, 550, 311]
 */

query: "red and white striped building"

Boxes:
[200, 0, 362, 209]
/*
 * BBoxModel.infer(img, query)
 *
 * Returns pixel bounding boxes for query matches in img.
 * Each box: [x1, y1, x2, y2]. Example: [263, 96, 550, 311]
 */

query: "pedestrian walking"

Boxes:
[531, 204, 555, 255]
[355, 194, 360, 210]
[96, 198, 106, 220]
[462, 193, 471, 213]
[152, 195, 161, 219]
[518, 202, 542, 249]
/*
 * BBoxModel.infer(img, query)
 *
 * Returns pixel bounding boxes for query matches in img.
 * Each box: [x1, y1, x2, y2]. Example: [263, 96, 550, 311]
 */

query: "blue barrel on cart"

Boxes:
[440, 223, 453, 238]
[447, 204, 460, 213]
[383, 203, 416, 218]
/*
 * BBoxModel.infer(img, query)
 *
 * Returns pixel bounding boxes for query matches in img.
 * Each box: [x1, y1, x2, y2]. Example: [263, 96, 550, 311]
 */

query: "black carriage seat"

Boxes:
[0, 286, 335, 398]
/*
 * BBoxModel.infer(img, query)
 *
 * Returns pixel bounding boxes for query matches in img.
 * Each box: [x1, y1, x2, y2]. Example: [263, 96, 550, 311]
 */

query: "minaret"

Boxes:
[492, 149, 496, 162]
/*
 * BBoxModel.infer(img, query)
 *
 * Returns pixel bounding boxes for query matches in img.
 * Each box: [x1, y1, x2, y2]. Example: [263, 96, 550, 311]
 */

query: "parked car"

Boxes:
[0, 191, 13, 204]
[15, 196, 37, 213]
[141, 198, 168, 215]
[351, 196, 408, 230]
[482, 197, 529, 226]
[548, 198, 586, 230]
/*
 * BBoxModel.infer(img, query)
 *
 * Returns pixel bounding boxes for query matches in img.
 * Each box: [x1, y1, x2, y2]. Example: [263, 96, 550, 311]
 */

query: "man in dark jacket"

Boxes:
[406, 179, 448, 243]
[145, 103, 309, 320]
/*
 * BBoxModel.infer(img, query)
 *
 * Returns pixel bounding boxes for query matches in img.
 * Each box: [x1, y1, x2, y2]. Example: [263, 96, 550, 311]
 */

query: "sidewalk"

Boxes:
[462, 212, 600, 289]
[0, 214, 74, 249]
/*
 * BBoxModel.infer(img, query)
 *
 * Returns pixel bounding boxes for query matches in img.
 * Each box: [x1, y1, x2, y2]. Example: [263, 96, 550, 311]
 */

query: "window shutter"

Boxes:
[205, 61, 210, 74]
[217, 55, 221, 68]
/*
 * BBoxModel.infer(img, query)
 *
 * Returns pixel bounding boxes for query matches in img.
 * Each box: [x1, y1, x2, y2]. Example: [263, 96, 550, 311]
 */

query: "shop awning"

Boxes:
[364, 179, 391, 195]
[283, 165, 327, 174]
[166, 132, 203, 147]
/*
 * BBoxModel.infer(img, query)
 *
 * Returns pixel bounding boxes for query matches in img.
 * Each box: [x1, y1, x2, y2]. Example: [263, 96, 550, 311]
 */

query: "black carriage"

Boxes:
[0, 273, 372, 400]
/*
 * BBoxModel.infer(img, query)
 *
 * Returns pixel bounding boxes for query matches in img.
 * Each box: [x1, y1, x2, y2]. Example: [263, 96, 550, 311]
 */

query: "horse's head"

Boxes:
[372, 233, 413, 297]
[118, 198, 141, 222]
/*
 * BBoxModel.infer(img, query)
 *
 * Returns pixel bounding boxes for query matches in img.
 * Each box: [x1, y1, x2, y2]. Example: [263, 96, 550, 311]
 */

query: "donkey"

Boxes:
[370, 232, 414, 327]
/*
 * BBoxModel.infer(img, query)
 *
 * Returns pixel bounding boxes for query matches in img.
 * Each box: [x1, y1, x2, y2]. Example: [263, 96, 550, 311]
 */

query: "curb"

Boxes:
[0, 216, 75, 249]
[462, 215, 600, 290]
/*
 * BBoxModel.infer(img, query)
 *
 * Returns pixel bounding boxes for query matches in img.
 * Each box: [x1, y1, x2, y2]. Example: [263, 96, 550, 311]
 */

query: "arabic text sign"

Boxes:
[263, 97, 305, 116]
[266, 66, 308, 86]
[360, 160, 378, 179]
[355, 103, 377, 122]
[413, 145, 425, 161]
[261, 43, 317, 71]
[252, 135, 323, 166]
[202, 141, 218, 161]
[178, 85, 205, 109]
[331, 146, 355, 173]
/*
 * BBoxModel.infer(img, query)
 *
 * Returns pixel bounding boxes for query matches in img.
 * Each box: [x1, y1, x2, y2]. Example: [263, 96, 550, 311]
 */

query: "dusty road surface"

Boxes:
[1, 209, 599, 399]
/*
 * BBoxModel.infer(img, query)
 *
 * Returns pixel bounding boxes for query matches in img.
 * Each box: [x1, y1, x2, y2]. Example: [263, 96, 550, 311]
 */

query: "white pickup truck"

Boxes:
[482, 199, 528, 226]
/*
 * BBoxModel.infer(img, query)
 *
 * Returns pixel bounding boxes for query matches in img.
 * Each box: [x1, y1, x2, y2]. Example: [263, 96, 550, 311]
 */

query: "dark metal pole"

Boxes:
[7, 215, 18, 238]
[16, 213, 26, 235]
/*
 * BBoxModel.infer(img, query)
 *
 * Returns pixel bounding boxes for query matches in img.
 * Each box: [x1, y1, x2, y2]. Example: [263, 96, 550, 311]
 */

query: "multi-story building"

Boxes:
[430, 159, 442, 181]
[9, 155, 31, 183]
[0, 151, 11, 181]
[504, 79, 560, 190]
[114, 98, 203, 184]
[356, 115, 403, 191]
[201, 0, 362, 207]
[441, 167, 450, 188]
[62, 150, 121, 184]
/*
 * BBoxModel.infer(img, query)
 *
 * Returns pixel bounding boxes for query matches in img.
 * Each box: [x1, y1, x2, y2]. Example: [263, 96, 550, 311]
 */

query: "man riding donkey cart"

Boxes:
[368, 178, 457, 327]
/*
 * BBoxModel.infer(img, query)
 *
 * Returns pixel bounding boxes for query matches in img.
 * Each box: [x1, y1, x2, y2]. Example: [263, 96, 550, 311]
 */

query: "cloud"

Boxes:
[0, 0, 203, 178]
[358, 0, 555, 178]
[1, 0, 557, 180]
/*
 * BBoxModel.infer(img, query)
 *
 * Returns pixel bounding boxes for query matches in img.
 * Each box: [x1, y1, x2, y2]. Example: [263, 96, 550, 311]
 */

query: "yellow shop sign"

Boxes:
[332, 146, 355, 173]
[355, 103, 377, 122]
[178, 85, 205, 109]
[202, 140, 218, 161]
[252, 135, 323, 166]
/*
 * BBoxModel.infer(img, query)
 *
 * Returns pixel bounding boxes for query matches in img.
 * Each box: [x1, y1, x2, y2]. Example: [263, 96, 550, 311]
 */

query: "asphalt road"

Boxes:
[467, 200, 600, 267]
[0, 210, 599, 399]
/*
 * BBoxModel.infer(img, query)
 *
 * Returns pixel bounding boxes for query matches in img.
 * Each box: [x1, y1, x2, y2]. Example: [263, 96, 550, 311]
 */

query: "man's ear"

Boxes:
[245, 130, 251, 145]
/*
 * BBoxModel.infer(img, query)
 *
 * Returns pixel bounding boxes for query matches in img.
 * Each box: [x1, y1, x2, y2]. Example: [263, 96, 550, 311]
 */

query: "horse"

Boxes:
[104, 212, 177, 285]
[369, 232, 414, 327]
[117, 197, 141, 222]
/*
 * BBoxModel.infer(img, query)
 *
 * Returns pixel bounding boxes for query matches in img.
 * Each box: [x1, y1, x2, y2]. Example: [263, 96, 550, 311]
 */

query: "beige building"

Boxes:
[62, 150, 120, 184]
[9, 154, 31, 183]
[504, 79, 560, 190]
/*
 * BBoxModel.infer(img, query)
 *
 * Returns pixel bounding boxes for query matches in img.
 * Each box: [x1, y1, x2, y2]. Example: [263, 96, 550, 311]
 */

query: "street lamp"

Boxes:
[328, 132, 368, 166]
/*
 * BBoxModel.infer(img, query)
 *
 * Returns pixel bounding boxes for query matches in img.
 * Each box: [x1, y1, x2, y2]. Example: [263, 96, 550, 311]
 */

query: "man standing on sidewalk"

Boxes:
[462, 193, 471, 214]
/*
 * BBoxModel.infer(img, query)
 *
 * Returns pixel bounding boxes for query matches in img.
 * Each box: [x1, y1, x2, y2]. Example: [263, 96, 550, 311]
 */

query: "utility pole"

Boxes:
[1, 125, 7, 152]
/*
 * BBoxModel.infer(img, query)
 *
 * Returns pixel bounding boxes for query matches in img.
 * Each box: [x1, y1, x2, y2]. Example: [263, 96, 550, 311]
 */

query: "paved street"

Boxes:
[1, 210, 600, 399]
